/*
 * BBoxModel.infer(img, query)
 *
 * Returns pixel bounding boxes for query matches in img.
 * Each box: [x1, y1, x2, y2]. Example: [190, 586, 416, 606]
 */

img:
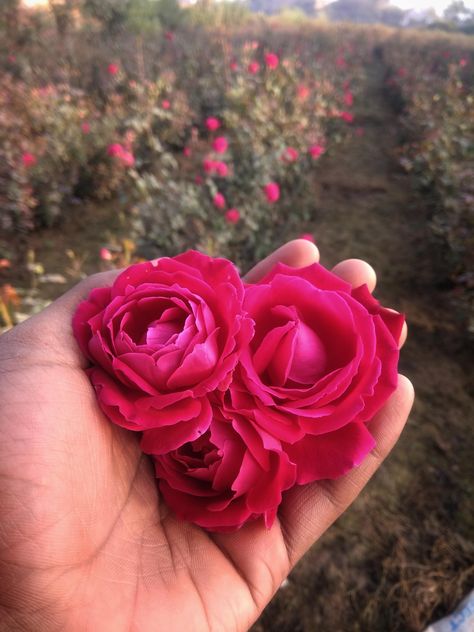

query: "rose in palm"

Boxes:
[230, 262, 404, 485]
[143, 399, 296, 531]
[73, 252, 253, 452]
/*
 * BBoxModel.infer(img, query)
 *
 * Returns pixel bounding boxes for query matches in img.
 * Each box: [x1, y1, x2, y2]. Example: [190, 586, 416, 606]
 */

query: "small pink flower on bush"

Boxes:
[215, 162, 229, 177]
[100, 248, 113, 261]
[183, 147, 192, 157]
[203, 158, 216, 174]
[22, 152, 37, 168]
[264, 182, 280, 203]
[81, 122, 91, 134]
[206, 117, 221, 131]
[212, 136, 228, 154]
[225, 209, 240, 224]
[107, 143, 123, 157]
[459, 58, 468, 67]
[195, 175, 203, 185]
[0, 259, 11, 269]
[265, 52, 279, 69]
[344, 91, 354, 107]
[308, 144, 325, 159]
[162, 99, 171, 110]
[300, 233, 315, 242]
[165, 31, 175, 41]
[213, 192, 226, 209]
[107, 63, 119, 76]
[297, 84, 310, 101]
[120, 151, 135, 167]
[230, 60, 238, 72]
[282, 147, 299, 162]
[248, 61, 260, 74]
[397, 67, 408, 78]
[336, 56, 347, 69]
[341, 111, 354, 124]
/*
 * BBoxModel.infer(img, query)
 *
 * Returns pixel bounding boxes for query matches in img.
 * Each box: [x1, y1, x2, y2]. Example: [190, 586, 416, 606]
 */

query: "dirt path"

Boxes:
[254, 60, 474, 632]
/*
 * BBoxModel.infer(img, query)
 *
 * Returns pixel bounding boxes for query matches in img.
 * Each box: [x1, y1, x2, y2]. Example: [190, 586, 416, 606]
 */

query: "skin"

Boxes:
[0, 240, 413, 632]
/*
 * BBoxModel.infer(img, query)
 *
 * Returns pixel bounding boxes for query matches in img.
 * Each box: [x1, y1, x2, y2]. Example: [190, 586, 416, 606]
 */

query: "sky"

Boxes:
[392, 0, 474, 13]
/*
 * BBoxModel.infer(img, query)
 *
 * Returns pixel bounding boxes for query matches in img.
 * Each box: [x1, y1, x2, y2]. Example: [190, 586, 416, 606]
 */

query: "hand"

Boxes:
[0, 241, 413, 632]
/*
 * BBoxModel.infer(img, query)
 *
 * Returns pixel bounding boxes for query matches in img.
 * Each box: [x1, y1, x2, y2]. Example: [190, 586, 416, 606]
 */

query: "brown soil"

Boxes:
[252, 61, 474, 632]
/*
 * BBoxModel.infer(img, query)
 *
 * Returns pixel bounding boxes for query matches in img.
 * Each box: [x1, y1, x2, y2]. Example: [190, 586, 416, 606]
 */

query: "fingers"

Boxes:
[244, 239, 320, 283]
[332, 258, 407, 348]
[331, 258, 377, 292]
[278, 375, 414, 568]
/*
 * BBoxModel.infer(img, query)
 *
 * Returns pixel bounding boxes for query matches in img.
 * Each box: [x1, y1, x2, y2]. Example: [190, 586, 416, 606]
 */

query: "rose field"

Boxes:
[0, 4, 473, 632]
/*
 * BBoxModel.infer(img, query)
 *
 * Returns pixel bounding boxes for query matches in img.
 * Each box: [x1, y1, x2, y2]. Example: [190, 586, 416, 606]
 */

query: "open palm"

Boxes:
[0, 241, 413, 632]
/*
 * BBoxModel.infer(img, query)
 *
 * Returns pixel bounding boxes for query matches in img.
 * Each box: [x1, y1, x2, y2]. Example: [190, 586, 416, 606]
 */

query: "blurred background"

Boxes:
[0, 1, 473, 630]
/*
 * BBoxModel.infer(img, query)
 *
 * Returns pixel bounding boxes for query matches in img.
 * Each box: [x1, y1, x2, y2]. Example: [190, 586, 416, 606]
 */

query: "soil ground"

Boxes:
[5, 60, 473, 632]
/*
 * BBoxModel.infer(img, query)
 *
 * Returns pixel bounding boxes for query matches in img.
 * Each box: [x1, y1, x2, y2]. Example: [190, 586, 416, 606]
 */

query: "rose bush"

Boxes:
[73, 251, 253, 452]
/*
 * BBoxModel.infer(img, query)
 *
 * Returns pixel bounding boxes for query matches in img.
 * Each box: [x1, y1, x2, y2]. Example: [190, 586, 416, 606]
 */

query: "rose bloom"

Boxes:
[107, 63, 119, 76]
[107, 143, 123, 158]
[230, 262, 404, 484]
[308, 144, 325, 159]
[248, 61, 260, 74]
[81, 121, 91, 134]
[230, 60, 239, 72]
[183, 147, 192, 157]
[225, 208, 240, 224]
[206, 117, 221, 132]
[22, 152, 37, 168]
[144, 402, 296, 531]
[282, 147, 299, 162]
[265, 52, 279, 69]
[215, 161, 229, 177]
[297, 84, 310, 101]
[120, 150, 135, 167]
[212, 136, 228, 154]
[203, 158, 216, 174]
[165, 31, 175, 41]
[344, 91, 354, 107]
[341, 111, 354, 124]
[459, 58, 468, 67]
[263, 182, 280, 203]
[99, 247, 113, 261]
[213, 192, 226, 209]
[73, 252, 253, 452]
[162, 99, 171, 110]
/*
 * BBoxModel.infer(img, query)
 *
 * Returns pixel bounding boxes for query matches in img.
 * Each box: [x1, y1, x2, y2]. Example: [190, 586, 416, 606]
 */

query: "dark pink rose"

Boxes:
[143, 400, 296, 531]
[264, 182, 280, 203]
[230, 262, 404, 485]
[72, 252, 253, 451]
[225, 208, 240, 224]
[212, 136, 228, 154]
[205, 117, 221, 131]
[265, 52, 279, 69]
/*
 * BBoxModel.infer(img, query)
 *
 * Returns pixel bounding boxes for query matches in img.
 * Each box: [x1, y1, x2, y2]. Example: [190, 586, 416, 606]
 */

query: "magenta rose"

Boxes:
[72, 251, 253, 451]
[229, 262, 404, 485]
[142, 398, 296, 531]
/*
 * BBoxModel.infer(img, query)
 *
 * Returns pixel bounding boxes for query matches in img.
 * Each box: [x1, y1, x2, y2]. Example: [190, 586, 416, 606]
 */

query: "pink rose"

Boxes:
[215, 161, 229, 177]
[206, 117, 221, 131]
[225, 208, 240, 224]
[212, 136, 228, 154]
[231, 262, 404, 485]
[265, 52, 279, 69]
[282, 147, 299, 162]
[203, 157, 216, 174]
[107, 63, 119, 76]
[213, 192, 226, 209]
[144, 403, 296, 531]
[162, 99, 171, 110]
[308, 144, 325, 159]
[81, 121, 91, 134]
[340, 111, 354, 123]
[21, 152, 37, 168]
[263, 182, 280, 203]
[107, 143, 123, 157]
[248, 61, 260, 74]
[344, 90, 354, 107]
[73, 253, 253, 452]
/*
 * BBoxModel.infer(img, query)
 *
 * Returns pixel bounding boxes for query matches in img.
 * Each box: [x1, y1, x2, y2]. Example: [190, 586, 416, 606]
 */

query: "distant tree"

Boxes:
[444, 1, 473, 23]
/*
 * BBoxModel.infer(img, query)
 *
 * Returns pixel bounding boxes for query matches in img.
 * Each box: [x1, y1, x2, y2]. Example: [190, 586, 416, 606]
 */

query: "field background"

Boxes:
[0, 3, 473, 631]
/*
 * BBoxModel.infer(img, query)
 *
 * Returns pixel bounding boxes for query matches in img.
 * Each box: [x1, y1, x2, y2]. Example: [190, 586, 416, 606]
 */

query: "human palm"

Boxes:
[0, 241, 413, 632]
